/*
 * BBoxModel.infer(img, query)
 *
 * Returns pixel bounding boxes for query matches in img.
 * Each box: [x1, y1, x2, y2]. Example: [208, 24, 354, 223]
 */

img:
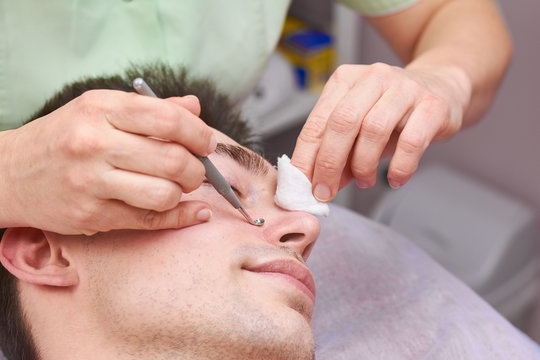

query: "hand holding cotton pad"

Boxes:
[274, 155, 330, 216]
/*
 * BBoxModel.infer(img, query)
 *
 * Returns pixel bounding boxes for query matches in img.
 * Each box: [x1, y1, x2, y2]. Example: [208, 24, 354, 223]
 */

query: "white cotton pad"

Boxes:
[274, 155, 330, 216]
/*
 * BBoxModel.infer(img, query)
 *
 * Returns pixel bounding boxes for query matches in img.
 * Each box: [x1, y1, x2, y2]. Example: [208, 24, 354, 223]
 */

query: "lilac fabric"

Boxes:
[310, 204, 540, 359]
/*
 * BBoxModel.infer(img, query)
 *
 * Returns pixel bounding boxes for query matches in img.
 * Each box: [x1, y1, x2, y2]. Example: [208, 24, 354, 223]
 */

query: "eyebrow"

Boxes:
[214, 143, 269, 176]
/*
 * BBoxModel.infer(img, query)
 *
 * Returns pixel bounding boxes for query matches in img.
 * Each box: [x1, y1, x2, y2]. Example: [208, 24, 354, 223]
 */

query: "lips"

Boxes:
[243, 260, 316, 303]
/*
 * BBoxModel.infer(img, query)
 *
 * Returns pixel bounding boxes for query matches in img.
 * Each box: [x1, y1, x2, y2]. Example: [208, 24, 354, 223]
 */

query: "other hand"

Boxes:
[291, 62, 469, 201]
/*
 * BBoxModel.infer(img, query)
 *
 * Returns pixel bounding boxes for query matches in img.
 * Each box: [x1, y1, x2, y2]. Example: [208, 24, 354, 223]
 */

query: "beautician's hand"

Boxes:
[0, 90, 215, 235]
[291, 63, 470, 201]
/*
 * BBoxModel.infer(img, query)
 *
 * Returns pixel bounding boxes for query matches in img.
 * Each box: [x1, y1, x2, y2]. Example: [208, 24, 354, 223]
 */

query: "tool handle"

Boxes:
[198, 156, 242, 209]
[133, 78, 157, 97]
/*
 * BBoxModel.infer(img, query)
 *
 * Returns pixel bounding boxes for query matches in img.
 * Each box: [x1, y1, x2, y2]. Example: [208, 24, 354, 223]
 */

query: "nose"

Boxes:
[262, 210, 320, 260]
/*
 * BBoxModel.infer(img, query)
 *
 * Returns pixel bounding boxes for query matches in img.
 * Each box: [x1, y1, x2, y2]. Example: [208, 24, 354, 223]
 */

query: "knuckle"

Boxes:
[161, 145, 189, 178]
[64, 167, 88, 193]
[72, 201, 100, 230]
[148, 184, 181, 212]
[75, 90, 108, 115]
[317, 155, 342, 177]
[350, 162, 375, 179]
[362, 114, 389, 141]
[299, 115, 326, 143]
[368, 62, 393, 76]
[180, 164, 205, 193]
[329, 105, 358, 134]
[332, 64, 354, 81]
[77, 90, 101, 107]
[313, 96, 338, 116]
[62, 123, 105, 157]
[141, 210, 163, 230]
[399, 133, 426, 155]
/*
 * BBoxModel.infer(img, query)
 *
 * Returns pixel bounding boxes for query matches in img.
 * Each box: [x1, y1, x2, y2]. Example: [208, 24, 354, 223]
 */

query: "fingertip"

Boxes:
[387, 177, 402, 189]
[207, 135, 217, 155]
[387, 174, 411, 189]
[313, 183, 332, 202]
[387, 154, 416, 189]
[196, 208, 212, 222]
[182, 95, 201, 115]
[182, 94, 200, 103]
[165, 203, 212, 229]
[165, 95, 201, 116]
[143, 201, 213, 230]
[355, 179, 373, 189]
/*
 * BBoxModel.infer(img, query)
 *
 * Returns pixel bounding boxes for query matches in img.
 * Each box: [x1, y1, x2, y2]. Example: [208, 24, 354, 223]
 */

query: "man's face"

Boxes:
[58, 131, 320, 359]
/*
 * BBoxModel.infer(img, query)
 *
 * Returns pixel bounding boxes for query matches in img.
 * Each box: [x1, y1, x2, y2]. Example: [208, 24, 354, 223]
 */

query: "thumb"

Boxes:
[166, 95, 201, 116]
[134, 200, 212, 230]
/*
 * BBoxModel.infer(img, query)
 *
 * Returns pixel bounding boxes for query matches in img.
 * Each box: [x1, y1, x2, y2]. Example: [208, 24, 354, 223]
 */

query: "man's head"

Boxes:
[0, 64, 320, 360]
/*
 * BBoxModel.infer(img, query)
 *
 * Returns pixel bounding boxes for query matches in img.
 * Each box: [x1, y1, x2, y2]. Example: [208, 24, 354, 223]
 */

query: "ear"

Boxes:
[0, 228, 79, 286]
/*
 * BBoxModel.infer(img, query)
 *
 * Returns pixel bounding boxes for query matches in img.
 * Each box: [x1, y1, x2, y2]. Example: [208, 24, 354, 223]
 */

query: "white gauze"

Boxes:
[274, 155, 330, 216]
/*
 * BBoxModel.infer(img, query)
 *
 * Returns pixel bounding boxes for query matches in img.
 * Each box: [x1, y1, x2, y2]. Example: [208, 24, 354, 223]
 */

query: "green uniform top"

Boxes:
[0, 0, 416, 130]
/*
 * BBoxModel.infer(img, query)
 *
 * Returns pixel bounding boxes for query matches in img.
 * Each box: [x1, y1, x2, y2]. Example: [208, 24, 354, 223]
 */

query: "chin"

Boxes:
[211, 318, 314, 360]
[267, 310, 315, 360]
[236, 306, 315, 360]
[246, 333, 315, 360]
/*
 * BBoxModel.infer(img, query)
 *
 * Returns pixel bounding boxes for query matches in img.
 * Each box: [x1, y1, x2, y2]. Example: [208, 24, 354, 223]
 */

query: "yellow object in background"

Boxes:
[278, 23, 335, 92]
[280, 15, 307, 37]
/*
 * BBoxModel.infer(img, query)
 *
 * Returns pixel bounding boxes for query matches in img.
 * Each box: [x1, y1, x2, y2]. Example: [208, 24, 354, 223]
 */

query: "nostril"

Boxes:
[279, 233, 304, 243]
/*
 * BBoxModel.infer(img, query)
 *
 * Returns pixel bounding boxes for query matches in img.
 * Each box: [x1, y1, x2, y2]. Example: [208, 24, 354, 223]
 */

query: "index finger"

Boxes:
[291, 76, 350, 180]
[310, 79, 385, 201]
[105, 91, 215, 156]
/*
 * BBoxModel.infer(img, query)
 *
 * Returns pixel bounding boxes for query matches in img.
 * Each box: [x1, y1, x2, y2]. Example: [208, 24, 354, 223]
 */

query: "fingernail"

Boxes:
[356, 180, 371, 189]
[314, 184, 331, 202]
[197, 209, 212, 221]
[183, 94, 199, 102]
[387, 178, 402, 189]
[207, 135, 217, 154]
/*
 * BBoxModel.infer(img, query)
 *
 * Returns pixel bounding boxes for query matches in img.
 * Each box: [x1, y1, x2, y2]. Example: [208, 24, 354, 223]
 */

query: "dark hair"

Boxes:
[30, 62, 259, 150]
[0, 62, 259, 359]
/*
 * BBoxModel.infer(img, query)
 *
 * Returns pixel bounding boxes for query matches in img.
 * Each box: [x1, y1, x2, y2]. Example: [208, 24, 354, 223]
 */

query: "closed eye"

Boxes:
[202, 180, 243, 197]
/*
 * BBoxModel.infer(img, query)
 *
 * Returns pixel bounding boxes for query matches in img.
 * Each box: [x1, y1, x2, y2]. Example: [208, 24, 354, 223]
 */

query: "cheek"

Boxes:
[79, 229, 234, 325]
